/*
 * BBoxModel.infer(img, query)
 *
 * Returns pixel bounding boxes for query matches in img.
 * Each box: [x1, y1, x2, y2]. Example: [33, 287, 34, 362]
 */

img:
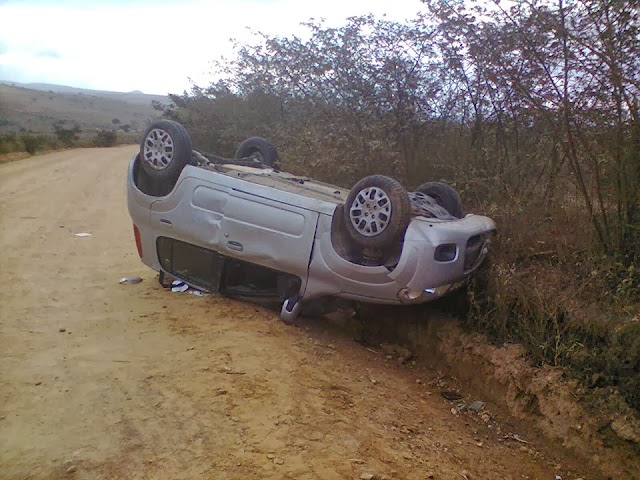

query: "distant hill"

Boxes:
[7, 81, 171, 106]
[0, 82, 172, 133]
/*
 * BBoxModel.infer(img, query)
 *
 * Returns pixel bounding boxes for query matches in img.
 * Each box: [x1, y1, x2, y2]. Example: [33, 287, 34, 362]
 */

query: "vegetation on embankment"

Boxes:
[157, 1, 639, 416]
[0, 127, 139, 160]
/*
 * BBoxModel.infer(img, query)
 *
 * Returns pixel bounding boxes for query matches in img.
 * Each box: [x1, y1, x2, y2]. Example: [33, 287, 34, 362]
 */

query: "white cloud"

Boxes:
[0, 0, 424, 94]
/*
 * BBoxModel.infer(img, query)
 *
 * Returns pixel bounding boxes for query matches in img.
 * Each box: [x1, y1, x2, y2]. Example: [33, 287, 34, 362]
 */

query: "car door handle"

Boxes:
[227, 241, 243, 252]
[160, 218, 172, 225]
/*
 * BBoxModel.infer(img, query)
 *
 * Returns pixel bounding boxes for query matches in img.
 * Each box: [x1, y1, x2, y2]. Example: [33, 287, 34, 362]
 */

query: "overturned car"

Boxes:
[127, 120, 496, 322]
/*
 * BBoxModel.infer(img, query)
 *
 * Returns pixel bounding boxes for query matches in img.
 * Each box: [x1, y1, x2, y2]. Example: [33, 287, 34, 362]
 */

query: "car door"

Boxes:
[220, 187, 318, 281]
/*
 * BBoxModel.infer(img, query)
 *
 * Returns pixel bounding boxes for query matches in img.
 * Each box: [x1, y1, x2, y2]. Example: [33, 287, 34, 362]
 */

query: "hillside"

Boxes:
[0, 82, 170, 133]
[8, 81, 171, 107]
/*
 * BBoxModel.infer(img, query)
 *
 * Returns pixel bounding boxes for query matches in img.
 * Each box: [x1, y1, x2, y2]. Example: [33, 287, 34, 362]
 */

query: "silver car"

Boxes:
[127, 120, 496, 322]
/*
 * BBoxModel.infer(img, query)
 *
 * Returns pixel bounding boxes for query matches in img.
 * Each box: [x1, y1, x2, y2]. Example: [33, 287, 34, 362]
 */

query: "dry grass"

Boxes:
[462, 193, 640, 413]
[0, 131, 140, 160]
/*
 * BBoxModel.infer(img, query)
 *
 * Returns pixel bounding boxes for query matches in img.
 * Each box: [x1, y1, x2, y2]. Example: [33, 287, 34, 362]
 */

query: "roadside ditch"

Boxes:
[303, 301, 640, 480]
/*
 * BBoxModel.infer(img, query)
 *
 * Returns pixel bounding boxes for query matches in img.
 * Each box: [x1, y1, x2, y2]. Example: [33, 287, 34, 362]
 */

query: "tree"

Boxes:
[204, 16, 449, 183]
[95, 129, 117, 147]
[424, 0, 640, 259]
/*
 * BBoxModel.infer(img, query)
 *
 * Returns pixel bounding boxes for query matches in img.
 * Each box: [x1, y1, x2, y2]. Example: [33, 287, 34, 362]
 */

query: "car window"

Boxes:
[157, 237, 224, 292]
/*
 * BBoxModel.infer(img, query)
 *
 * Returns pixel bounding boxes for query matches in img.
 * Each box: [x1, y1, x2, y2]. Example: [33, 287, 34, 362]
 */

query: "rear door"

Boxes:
[220, 187, 318, 280]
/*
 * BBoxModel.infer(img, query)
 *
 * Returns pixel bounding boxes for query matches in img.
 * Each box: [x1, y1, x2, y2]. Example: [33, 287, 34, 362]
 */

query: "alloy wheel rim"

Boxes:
[349, 186, 392, 237]
[143, 128, 174, 170]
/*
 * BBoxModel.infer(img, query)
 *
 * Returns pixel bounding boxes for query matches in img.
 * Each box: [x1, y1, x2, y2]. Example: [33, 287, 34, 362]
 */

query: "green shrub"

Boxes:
[0, 133, 20, 154]
[466, 246, 640, 413]
[94, 129, 117, 147]
[21, 134, 46, 154]
[0, 133, 57, 155]
[53, 121, 81, 147]
[153, 6, 640, 416]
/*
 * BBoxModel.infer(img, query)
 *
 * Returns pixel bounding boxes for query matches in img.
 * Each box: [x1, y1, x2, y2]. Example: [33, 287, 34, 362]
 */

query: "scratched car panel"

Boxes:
[128, 121, 496, 322]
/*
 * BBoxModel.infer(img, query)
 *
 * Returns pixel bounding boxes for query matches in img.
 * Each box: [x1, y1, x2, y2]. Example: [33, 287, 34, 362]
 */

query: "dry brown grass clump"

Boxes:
[465, 197, 640, 413]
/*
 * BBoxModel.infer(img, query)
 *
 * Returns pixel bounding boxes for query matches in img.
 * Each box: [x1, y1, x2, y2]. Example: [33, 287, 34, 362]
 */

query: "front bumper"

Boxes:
[388, 214, 495, 293]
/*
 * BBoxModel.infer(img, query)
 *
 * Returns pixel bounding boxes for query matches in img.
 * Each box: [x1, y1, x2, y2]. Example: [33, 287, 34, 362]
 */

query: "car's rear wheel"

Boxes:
[235, 137, 278, 166]
[344, 175, 411, 248]
[415, 181, 463, 218]
[139, 120, 193, 184]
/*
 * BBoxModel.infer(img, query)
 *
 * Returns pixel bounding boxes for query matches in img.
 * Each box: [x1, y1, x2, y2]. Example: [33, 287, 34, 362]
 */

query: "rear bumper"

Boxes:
[127, 156, 161, 271]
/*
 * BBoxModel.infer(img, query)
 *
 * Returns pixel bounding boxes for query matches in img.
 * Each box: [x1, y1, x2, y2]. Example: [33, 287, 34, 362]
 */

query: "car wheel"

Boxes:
[139, 120, 193, 185]
[344, 175, 411, 248]
[415, 182, 463, 218]
[235, 137, 279, 166]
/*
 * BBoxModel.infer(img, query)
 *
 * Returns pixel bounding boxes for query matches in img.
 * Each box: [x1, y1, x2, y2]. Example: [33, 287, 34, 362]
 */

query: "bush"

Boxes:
[0, 133, 20, 154]
[0, 133, 57, 155]
[94, 129, 117, 147]
[465, 239, 640, 412]
[53, 121, 80, 147]
[21, 134, 46, 154]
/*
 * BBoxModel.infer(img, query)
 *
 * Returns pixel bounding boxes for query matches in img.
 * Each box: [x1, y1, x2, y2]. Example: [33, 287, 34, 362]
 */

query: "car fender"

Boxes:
[303, 213, 401, 301]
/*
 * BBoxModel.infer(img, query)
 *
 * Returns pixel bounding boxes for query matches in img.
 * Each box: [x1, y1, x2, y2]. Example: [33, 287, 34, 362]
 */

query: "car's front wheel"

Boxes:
[343, 175, 411, 248]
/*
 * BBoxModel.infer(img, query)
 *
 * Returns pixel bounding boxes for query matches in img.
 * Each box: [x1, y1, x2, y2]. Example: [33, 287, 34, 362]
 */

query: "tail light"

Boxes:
[133, 224, 143, 258]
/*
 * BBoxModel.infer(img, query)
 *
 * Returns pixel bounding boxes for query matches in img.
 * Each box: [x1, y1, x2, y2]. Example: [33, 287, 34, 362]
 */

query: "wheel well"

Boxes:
[330, 204, 363, 263]
[133, 155, 175, 197]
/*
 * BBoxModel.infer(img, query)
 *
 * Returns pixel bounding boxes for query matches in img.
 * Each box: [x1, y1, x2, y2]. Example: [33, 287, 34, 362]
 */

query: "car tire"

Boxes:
[235, 137, 279, 166]
[344, 175, 411, 248]
[139, 120, 193, 185]
[415, 182, 463, 218]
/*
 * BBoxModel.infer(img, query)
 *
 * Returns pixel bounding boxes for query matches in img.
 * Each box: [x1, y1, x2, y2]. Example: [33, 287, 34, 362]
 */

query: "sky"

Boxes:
[0, 0, 425, 95]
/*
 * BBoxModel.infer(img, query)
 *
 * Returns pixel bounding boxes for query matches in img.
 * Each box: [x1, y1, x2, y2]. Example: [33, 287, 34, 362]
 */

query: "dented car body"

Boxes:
[127, 121, 496, 322]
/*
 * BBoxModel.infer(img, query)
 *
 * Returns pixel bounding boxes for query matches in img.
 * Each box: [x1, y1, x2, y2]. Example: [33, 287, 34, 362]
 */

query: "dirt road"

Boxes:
[1, 147, 593, 479]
